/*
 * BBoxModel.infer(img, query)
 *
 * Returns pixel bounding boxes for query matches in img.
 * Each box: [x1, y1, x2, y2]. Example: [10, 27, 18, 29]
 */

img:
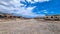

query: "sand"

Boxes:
[0, 18, 60, 34]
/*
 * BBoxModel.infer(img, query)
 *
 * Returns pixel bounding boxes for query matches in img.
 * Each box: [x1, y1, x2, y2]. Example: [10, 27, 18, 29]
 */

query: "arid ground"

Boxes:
[0, 18, 60, 34]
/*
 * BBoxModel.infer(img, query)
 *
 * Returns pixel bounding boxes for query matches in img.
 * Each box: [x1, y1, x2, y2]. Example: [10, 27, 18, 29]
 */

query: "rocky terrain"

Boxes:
[0, 18, 60, 34]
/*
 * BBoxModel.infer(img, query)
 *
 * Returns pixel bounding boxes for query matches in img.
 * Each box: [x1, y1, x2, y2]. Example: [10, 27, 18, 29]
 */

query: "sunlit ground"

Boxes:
[0, 18, 60, 34]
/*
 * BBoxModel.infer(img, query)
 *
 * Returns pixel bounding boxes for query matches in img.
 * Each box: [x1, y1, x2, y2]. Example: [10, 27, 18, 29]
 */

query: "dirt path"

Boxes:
[0, 19, 60, 34]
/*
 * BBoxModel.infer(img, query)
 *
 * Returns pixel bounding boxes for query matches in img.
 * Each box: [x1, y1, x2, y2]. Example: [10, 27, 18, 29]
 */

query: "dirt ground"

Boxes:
[0, 18, 60, 34]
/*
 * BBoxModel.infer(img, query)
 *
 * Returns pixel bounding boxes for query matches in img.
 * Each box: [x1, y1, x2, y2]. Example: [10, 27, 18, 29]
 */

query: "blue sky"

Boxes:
[0, 0, 60, 18]
[21, 0, 60, 14]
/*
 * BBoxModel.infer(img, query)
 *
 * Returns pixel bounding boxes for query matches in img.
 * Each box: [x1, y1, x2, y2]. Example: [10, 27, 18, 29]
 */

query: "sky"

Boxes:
[0, 0, 60, 18]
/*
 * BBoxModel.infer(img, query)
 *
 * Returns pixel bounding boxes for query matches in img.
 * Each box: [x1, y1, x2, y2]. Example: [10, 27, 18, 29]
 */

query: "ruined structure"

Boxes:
[0, 13, 21, 19]
[43, 14, 60, 20]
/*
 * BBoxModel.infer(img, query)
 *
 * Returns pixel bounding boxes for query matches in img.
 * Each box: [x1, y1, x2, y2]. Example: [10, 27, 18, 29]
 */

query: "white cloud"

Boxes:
[26, 0, 50, 2]
[21, 0, 50, 3]
[43, 10, 48, 13]
[36, 0, 50, 2]
[0, 0, 49, 18]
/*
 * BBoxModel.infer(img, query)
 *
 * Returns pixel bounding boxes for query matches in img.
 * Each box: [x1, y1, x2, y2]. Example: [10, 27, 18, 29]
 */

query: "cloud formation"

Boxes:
[0, 0, 50, 18]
